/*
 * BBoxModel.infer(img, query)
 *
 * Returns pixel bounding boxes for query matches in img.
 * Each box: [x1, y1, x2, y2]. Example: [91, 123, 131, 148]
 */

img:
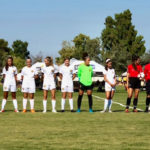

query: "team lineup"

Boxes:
[0, 53, 150, 113]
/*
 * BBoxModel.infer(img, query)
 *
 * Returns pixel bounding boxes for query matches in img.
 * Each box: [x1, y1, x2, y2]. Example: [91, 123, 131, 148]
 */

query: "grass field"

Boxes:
[0, 85, 150, 150]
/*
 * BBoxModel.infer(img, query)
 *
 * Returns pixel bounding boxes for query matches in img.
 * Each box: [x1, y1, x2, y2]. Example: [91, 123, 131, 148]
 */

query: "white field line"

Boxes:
[92, 94, 144, 112]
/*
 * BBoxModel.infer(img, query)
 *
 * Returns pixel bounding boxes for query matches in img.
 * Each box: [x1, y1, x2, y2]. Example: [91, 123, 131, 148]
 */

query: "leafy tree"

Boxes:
[0, 39, 12, 71]
[101, 9, 146, 73]
[12, 40, 30, 59]
[56, 41, 75, 64]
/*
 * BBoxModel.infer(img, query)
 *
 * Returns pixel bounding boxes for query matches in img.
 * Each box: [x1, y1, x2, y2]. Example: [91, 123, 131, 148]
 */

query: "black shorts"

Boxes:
[79, 82, 93, 91]
[146, 80, 150, 95]
[129, 77, 141, 89]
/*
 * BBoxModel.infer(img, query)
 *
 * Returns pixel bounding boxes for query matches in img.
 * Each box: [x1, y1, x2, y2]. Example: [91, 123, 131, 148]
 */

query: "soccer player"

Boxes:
[101, 59, 116, 113]
[125, 55, 143, 113]
[21, 57, 38, 113]
[144, 62, 150, 112]
[59, 58, 76, 112]
[77, 53, 93, 113]
[0, 56, 19, 112]
[42, 56, 58, 113]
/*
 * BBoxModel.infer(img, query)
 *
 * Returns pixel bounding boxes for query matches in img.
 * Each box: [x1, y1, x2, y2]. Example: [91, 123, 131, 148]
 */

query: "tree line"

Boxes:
[0, 9, 149, 74]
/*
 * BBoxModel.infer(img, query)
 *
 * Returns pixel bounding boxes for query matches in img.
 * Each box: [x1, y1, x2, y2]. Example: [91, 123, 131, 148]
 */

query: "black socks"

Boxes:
[126, 98, 131, 109]
[133, 98, 138, 109]
[77, 95, 83, 109]
[88, 95, 93, 109]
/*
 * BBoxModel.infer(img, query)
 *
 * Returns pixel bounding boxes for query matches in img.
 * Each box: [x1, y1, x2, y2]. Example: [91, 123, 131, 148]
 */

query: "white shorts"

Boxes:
[105, 84, 115, 92]
[61, 85, 73, 93]
[3, 84, 16, 92]
[22, 87, 36, 93]
[43, 84, 56, 91]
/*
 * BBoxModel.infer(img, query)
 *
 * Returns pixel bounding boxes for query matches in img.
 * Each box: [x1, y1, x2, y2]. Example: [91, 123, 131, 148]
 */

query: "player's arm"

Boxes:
[59, 73, 63, 80]
[14, 68, 18, 81]
[77, 66, 81, 80]
[72, 73, 76, 80]
[126, 73, 129, 89]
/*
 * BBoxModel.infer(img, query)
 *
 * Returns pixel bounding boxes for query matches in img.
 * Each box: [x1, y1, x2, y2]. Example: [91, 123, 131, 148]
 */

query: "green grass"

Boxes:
[0, 86, 150, 150]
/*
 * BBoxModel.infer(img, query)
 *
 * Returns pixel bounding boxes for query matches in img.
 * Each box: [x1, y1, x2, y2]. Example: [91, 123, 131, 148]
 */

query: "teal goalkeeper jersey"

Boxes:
[77, 63, 93, 86]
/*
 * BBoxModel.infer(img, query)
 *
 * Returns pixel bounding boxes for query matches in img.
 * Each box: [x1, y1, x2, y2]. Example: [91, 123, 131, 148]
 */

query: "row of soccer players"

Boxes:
[0, 53, 150, 113]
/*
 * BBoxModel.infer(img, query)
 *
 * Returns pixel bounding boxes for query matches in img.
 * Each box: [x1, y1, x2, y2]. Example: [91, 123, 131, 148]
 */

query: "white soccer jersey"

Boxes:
[21, 66, 38, 89]
[41, 65, 57, 86]
[2, 66, 17, 86]
[59, 65, 75, 87]
[103, 68, 116, 89]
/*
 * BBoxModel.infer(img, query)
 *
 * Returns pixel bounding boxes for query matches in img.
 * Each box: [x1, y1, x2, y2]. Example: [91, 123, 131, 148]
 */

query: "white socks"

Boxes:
[30, 99, 34, 110]
[61, 98, 73, 110]
[52, 100, 56, 111]
[104, 99, 112, 111]
[69, 99, 73, 110]
[43, 100, 47, 112]
[1, 99, 7, 110]
[13, 99, 18, 110]
[23, 98, 27, 110]
[61, 99, 66, 110]
[104, 99, 108, 111]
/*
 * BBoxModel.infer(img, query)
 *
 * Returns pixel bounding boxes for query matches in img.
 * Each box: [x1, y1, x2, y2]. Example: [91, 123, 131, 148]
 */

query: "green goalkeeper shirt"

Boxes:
[77, 63, 93, 86]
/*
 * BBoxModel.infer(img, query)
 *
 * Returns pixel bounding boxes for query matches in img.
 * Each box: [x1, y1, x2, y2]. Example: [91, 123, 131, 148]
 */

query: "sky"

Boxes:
[0, 0, 150, 58]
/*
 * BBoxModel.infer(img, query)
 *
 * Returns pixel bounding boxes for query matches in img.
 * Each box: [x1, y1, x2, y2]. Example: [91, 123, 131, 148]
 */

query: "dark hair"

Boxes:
[26, 56, 32, 61]
[45, 56, 53, 66]
[5, 56, 14, 71]
[132, 55, 140, 71]
[82, 52, 89, 61]
[64, 58, 70, 61]
[105, 58, 111, 71]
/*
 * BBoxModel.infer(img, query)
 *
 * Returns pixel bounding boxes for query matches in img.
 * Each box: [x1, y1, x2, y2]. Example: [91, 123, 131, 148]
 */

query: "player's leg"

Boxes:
[43, 90, 48, 113]
[61, 92, 66, 112]
[0, 91, 8, 112]
[101, 91, 111, 113]
[145, 81, 150, 112]
[11, 91, 19, 112]
[77, 89, 84, 112]
[51, 89, 57, 113]
[29, 93, 35, 113]
[68, 92, 73, 112]
[108, 90, 115, 112]
[87, 89, 93, 113]
[125, 88, 133, 112]
[133, 88, 140, 112]
[23, 92, 28, 112]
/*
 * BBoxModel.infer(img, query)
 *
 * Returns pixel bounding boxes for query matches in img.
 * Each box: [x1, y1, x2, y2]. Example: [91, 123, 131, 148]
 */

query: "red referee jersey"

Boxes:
[127, 64, 143, 78]
[144, 63, 150, 81]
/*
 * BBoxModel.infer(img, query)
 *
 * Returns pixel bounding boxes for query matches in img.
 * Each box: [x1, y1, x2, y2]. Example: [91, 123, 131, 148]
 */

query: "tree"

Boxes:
[141, 50, 150, 66]
[12, 40, 30, 59]
[0, 39, 12, 71]
[101, 9, 146, 73]
[56, 41, 75, 64]
[73, 34, 90, 59]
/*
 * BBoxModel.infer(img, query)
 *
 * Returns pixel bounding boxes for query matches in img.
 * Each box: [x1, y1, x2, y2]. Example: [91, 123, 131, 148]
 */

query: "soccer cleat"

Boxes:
[76, 109, 81, 113]
[61, 110, 65, 112]
[31, 109, 35, 113]
[22, 109, 27, 113]
[89, 109, 93, 113]
[100, 110, 106, 113]
[0, 110, 5, 113]
[133, 109, 138, 112]
[145, 109, 149, 113]
[43, 110, 47, 113]
[71, 110, 74, 112]
[108, 110, 112, 113]
[52, 109, 57, 113]
[14, 109, 19, 113]
[125, 109, 129, 113]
